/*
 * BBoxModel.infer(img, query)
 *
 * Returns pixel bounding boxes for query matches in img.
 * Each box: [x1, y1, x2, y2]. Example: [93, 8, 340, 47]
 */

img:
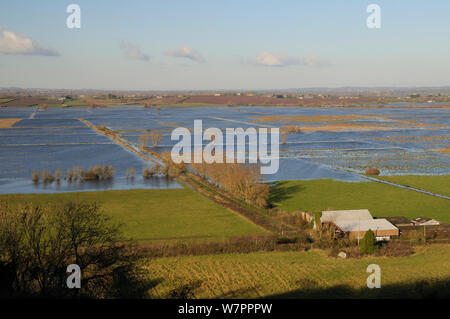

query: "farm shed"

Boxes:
[384, 216, 414, 227]
[320, 209, 399, 240]
[412, 217, 440, 226]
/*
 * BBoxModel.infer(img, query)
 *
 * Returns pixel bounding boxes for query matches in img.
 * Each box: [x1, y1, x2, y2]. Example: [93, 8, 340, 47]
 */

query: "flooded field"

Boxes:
[0, 106, 449, 193]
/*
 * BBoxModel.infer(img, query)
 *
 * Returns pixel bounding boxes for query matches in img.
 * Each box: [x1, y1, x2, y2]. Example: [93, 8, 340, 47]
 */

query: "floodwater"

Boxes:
[0, 105, 449, 193]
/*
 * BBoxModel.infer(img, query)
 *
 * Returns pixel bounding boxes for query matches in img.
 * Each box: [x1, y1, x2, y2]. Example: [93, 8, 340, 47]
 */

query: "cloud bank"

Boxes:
[120, 41, 149, 61]
[0, 26, 59, 56]
[253, 52, 330, 67]
[164, 46, 205, 63]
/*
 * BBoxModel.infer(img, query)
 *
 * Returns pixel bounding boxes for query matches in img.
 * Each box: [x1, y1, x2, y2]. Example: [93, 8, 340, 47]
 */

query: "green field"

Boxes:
[374, 175, 450, 197]
[0, 188, 267, 243]
[270, 179, 450, 223]
[141, 244, 450, 298]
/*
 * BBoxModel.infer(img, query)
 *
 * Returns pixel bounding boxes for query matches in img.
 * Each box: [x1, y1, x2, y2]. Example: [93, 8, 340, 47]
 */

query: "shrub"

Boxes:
[360, 229, 377, 254]
[47, 173, 55, 183]
[31, 172, 39, 184]
[55, 168, 61, 182]
[84, 165, 115, 181]
[66, 168, 73, 182]
[143, 166, 159, 179]
[150, 132, 163, 147]
[138, 133, 150, 148]
[365, 168, 380, 175]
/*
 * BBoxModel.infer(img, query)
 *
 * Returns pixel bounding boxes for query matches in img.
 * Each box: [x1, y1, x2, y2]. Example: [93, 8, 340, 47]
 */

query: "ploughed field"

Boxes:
[141, 244, 450, 298]
[0, 105, 448, 194]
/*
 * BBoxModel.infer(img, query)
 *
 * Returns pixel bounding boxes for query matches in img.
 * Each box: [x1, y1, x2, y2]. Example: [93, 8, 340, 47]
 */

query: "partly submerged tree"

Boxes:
[138, 133, 150, 148]
[150, 132, 163, 147]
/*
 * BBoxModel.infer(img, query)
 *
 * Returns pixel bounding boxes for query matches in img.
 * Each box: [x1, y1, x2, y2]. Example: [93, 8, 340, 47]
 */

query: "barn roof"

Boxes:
[335, 218, 398, 232]
[321, 209, 373, 224]
[320, 209, 398, 233]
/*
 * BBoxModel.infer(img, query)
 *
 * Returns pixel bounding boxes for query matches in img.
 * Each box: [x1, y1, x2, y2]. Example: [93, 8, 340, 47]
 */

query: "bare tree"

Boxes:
[0, 201, 135, 298]
[138, 133, 150, 148]
[150, 132, 163, 147]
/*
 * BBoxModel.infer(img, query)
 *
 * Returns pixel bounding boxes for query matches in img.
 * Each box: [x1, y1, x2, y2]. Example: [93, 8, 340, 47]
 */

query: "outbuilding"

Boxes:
[320, 209, 399, 240]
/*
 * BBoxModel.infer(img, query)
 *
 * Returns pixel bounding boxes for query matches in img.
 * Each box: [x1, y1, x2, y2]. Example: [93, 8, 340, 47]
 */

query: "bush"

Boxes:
[143, 165, 160, 178]
[360, 229, 377, 254]
[55, 168, 61, 182]
[31, 171, 39, 183]
[365, 168, 380, 175]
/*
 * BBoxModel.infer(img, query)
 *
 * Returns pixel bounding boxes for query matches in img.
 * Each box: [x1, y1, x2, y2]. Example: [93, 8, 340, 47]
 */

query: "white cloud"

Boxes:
[253, 52, 330, 67]
[164, 46, 205, 63]
[120, 41, 149, 61]
[0, 26, 59, 56]
[301, 55, 331, 67]
[254, 52, 300, 67]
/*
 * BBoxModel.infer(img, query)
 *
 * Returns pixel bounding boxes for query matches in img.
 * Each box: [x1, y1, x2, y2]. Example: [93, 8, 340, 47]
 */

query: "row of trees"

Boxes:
[32, 165, 115, 184]
[190, 161, 270, 208]
[138, 132, 163, 148]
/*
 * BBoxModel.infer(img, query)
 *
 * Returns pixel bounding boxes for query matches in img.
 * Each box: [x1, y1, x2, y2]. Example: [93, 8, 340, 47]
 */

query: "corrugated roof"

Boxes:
[335, 218, 398, 232]
[320, 209, 398, 233]
[321, 209, 373, 224]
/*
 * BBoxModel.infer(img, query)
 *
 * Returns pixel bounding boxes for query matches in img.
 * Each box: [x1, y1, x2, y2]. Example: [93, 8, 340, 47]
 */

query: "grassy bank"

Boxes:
[141, 244, 450, 298]
[0, 188, 268, 243]
[374, 175, 450, 197]
[270, 178, 450, 223]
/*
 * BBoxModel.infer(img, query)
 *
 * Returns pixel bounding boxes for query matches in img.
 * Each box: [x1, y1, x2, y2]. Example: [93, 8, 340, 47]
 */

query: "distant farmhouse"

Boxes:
[317, 209, 399, 241]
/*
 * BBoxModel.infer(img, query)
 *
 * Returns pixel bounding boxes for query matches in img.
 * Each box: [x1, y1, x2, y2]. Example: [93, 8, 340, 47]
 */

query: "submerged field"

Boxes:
[270, 178, 450, 223]
[0, 188, 268, 243]
[142, 244, 450, 298]
[0, 105, 449, 194]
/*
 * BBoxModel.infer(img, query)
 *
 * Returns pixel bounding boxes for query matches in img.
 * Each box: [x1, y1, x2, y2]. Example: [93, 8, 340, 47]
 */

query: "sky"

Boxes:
[0, 0, 449, 90]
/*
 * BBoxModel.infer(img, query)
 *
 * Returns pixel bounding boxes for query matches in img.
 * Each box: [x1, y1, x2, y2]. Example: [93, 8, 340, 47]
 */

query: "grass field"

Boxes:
[0, 188, 267, 243]
[141, 244, 450, 298]
[270, 179, 450, 223]
[374, 175, 450, 197]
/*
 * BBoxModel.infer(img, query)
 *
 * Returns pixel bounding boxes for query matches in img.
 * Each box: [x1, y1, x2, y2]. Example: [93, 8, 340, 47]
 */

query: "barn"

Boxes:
[320, 209, 399, 240]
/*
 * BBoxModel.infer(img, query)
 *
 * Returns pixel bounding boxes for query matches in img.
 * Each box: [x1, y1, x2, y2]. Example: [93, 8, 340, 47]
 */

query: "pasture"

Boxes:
[0, 188, 268, 243]
[270, 178, 450, 223]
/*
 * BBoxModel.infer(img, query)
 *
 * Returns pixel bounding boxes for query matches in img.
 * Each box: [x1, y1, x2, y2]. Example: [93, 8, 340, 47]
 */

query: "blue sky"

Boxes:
[0, 0, 449, 90]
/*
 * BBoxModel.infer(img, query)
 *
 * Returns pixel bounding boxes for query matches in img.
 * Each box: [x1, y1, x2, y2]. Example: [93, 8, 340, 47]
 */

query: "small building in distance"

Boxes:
[412, 217, 440, 226]
[320, 209, 399, 241]
[383, 216, 414, 227]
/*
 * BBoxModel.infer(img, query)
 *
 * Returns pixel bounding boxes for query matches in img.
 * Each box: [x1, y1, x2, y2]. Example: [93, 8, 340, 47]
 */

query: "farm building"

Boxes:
[412, 217, 440, 226]
[319, 209, 399, 240]
[384, 216, 414, 227]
